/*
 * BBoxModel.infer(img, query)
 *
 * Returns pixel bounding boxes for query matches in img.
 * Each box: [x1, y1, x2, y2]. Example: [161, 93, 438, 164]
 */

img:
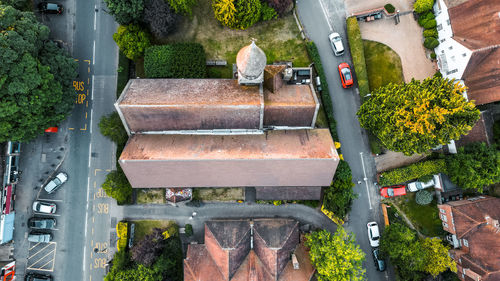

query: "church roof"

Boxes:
[236, 41, 267, 79]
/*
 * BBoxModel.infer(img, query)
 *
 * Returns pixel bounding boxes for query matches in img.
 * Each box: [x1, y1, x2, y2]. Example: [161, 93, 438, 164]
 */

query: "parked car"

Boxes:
[328, 32, 344, 56]
[372, 248, 386, 271]
[407, 174, 441, 192]
[38, 2, 63, 14]
[367, 221, 380, 247]
[28, 217, 56, 229]
[380, 185, 407, 198]
[25, 273, 53, 281]
[32, 201, 57, 214]
[338, 63, 353, 88]
[28, 232, 53, 243]
[43, 172, 68, 194]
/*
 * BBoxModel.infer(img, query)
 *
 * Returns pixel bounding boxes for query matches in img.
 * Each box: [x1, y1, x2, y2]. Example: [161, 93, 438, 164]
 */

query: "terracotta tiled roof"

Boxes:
[264, 84, 317, 127]
[449, 197, 500, 238]
[461, 47, 500, 105]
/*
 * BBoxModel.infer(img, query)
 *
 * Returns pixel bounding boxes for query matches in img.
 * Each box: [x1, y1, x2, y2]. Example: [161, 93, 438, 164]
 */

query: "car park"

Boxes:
[380, 185, 407, 198]
[28, 232, 53, 243]
[32, 201, 57, 214]
[28, 217, 56, 229]
[25, 273, 53, 281]
[367, 221, 380, 247]
[328, 32, 344, 56]
[372, 248, 386, 271]
[338, 63, 354, 88]
[38, 2, 63, 14]
[43, 172, 68, 194]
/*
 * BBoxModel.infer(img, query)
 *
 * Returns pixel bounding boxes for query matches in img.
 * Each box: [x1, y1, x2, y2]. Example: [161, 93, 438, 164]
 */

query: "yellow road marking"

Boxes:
[29, 249, 55, 268]
[29, 242, 41, 251]
[106, 169, 111, 172]
[86, 100, 88, 107]
[74, 59, 79, 62]
[28, 243, 53, 259]
[94, 169, 102, 176]
[88, 78, 90, 84]
[84, 60, 91, 64]
[88, 66, 90, 73]
[92, 216, 95, 223]
[80, 124, 87, 131]
[38, 258, 55, 270]
[69, 128, 74, 130]
[94, 181, 96, 188]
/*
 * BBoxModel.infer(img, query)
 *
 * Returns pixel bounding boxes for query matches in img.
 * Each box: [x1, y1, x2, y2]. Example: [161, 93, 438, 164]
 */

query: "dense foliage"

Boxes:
[306, 228, 365, 281]
[212, 0, 262, 29]
[323, 160, 357, 218]
[104, 0, 145, 25]
[380, 223, 456, 280]
[0, 5, 77, 142]
[264, 0, 292, 16]
[113, 25, 151, 61]
[131, 228, 167, 266]
[102, 170, 133, 205]
[260, 2, 278, 21]
[99, 112, 128, 144]
[167, 0, 197, 16]
[116, 221, 129, 251]
[0, 0, 30, 10]
[144, 43, 207, 78]
[447, 142, 500, 192]
[417, 11, 435, 27]
[144, 0, 180, 38]
[346, 17, 370, 98]
[357, 77, 480, 155]
[384, 3, 395, 13]
[379, 159, 446, 186]
[414, 0, 435, 14]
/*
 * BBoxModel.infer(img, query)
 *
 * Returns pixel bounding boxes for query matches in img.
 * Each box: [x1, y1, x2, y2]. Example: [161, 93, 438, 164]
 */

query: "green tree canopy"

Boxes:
[357, 77, 480, 155]
[421, 237, 457, 277]
[103, 0, 145, 25]
[0, 4, 77, 142]
[113, 24, 151, 61]
[414, 0, 434, 13]
[102, 170, 132, 204]
[322, 160, 357, 218]
[167, 0, 197, 16]
[212, 0, 261, 29]
[305, 228, 365, 281]
[99, 112, 128, 145]
[446, 142, 500, 191]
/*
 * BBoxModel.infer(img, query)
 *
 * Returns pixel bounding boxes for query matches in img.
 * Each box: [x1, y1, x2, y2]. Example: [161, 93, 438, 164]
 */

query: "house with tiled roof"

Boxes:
[437, 196, 500, 281]
[115, 42, 339, 200]
[433, 0, 500, 105]
[183, 219, 315, 281]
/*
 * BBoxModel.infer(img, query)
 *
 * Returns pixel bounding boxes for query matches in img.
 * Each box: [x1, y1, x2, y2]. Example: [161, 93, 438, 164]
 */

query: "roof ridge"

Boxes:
[277, 221, 299, 248]
[454, 206, 484, 238]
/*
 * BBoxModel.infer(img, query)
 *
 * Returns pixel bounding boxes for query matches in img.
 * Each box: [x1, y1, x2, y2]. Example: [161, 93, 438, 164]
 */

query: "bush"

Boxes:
[322, 160, 357, 218]
[434, 70, 442, 78]
[116, 221, 129, 251]
[260, 2, 278, 21]
[113, 24, 151, 61]
[144, 43, 207, 78]
[384, 3, 395, 13]
[116, 52, 130, 98]
[423, 28, 438, 38]
[102, 170, 133, 205]
[264, 0, 292, 16]
[415, 190, 433, 205]
[143, 0, 180, 38]
[423, 19, 437, 29]
[430, 52, 437, 59]
[305, 42, 338, 141]
[212, 0, 262, 29]
[346, 17, 370, 99]
[417, 11, 434, 27]
[414, 0, 434, 13]
[185, 224, 193, 236]
[104, 0, 145, 25]
[424, 37, 439, 49]
[379, 159, 446, 186]
[99, 112, 128, 145]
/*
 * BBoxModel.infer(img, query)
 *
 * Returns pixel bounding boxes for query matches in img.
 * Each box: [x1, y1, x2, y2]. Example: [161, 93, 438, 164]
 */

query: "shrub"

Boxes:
[415, 190, 433, 205]
[144, 43, 207, 78]
[423, 28, 438, 38]
[430, 52, 437, 59]
[273, 200, 282, 206]
[384, 3, 395, 13]
[260, 2, 278, 21]
[418, 174, 434, 182]
[414, 0, 434, 13]
[144, 0, 180, 38]
[113, 24, 151, 61]
[379, 159, 447, 186]
[264, 0, 292, 16]
[99, 112, 128, 145]
[322, 160, 357, 218]
[185, 224, 193, 236]
[346, 17, 370, 99]
[423, 19, 437, 29]
[417, 11, 434, 26]
[116, 221, 129, 251]
[212, 0, 262, 29]
[104, 0, 145, 25]
[102, 170, 133, 205]
[424, 37, 439, 49]
[434, 70, 442, 78]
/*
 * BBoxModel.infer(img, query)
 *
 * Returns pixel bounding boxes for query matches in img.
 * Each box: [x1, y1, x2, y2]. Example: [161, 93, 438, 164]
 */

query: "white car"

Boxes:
[328, 32, 345, 56]
[407, 174, 441, 192]
[44, 172, 68, 194]
[367, 222, 380, 247]
[32, 201, 57, 214]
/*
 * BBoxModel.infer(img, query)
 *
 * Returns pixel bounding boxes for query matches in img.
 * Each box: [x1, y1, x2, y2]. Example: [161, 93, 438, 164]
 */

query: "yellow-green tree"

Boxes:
[305, 228, 365, 281]
[421, 238, 457, 277]
[212, 0, 261, 29]
[212, 0, 236, 27]
[357, 77, 480, 155]
[167, 0, 197, 16]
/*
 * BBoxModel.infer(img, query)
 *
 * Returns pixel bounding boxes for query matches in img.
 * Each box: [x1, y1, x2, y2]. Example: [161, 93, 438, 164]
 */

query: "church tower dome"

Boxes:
[236, 41, 266, 85]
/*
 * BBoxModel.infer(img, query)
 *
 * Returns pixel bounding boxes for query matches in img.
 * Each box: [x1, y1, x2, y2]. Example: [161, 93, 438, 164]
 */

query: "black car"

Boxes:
[372, 248, 386, 271]
[28, 217, 56, 229]
[25, 272, 53, 281]
[38, 2, 63, 14]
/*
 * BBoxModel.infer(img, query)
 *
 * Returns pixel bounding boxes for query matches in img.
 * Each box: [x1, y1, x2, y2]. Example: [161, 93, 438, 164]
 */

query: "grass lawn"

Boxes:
[363, 40, 404, 92]
[133, 220, 176, 242]
[116, 51, 130, 98]
[393, 192, 445, 237]
[192, 188, 244, 202]
[136, 188, 166, 204]
[154, 0, 310, 78]
[315, 104, 328, 128]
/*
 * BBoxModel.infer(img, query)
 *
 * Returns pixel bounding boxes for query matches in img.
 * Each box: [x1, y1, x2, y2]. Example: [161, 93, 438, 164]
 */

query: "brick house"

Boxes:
[183, 219, 315, 281]
[437, 196, 500, 281]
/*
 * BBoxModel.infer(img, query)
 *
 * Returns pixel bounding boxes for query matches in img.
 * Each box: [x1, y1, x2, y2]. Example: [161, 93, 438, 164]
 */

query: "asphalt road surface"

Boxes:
[296, 0, 394, 280]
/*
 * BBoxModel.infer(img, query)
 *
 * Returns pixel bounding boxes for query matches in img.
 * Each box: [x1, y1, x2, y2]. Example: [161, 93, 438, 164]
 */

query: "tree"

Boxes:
[107, 264, 156, 281]
[167, 0, 197, 16]
[0, 0, 30, 10]
[131, 228, 167, 266]
[357, 77, 480, 156]
[212, 0, 236, 28]
[420, 238, 456, 277]
[322, 160, 357, 218]
[264, 0, 292, 16]
[0, 5, 77, 142]
[152, 236, 183, 280]
[144, 0, 180, 38]
[305, 228, 365, 281]
[99, 112, 128, 145]
[113, 24, 151, 61]
[212, 0, 261, 29]
[446, 142, 500, 192]
[414, 0, 434, 13]
[102, 170, 132, 204]
[103, 0, 145, 25]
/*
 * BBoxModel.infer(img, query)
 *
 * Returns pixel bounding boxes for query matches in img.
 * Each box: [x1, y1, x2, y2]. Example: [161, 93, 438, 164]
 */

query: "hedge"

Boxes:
[379, 159, 447, 186]
[423, 28, 438, 38]
[346, 17, 370, 99]
[424, 37, 439, 49]
[305, 41, 338, 141]
[384, 3, 395, 14]
[144, 43, 207, 78]
[417, 11, 435, 27]
[116, 221, 129, 251]
[423, 19, 437, 29]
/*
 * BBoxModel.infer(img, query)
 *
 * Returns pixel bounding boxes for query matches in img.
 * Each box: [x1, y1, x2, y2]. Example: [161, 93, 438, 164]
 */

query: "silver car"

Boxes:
[28, 232, 53, 243]
[43, 172, 68, 194]
[328, 32, 345, 56]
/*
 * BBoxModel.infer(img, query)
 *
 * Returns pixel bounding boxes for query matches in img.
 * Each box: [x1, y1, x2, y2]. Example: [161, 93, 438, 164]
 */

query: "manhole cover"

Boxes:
[91, 152, 98, 158]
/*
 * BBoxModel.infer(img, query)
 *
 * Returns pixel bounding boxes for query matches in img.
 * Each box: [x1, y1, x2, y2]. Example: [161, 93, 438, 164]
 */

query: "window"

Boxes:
[463, 239, 469, 247]
[440, 38, 446, 43]
[437, 24, 443, 31]
[448, 46, 453, 50]
[443, 222, 449, 228]
[447, 19, 450, 25]
[440, 209, 446, 214]
[441, 214, 448, 222]
[446, 69, 458, 75]
[462, 53, 467, 57]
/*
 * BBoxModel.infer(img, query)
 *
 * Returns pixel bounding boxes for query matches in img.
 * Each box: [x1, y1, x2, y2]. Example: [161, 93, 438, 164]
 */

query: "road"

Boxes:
[296, 0, 393, 280]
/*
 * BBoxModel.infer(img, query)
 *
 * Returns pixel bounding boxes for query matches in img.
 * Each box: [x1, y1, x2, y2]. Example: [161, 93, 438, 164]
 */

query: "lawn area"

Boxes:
[133, 220, 176, 242]
[393, 192, 445, 237]
[315, 104, 328, 128]
[155, 0, 310, 78]
[192, 188, 244, 202]
[136, 188, 166, 204]
[363, 40, 404, 92]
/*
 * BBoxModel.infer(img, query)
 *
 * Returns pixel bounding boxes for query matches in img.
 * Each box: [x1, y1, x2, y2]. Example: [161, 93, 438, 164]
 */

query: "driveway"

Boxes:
[345, 0, 414, 15]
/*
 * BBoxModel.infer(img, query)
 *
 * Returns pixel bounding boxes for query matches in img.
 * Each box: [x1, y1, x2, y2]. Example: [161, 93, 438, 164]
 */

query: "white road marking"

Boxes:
[36, 199, 63, 202]
[318, 0, 333, 32]
[360, 152, 373, 209]
[92, 41, 96, 65]
[83, 177, 90, 272]
[90, 108, 93, 134]
[88, 143, 92, 167]
[93, 8, 97, 30]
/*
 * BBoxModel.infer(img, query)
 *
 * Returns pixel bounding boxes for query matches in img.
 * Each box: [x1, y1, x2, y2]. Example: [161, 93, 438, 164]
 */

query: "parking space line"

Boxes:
[37, 198, 63, 202]
[33, 212, 61, 217]
[29, 242, 41, 251]
[38, 258, 55, 271]
[28, 243, 53, 259]
[28, 249, 55, 269]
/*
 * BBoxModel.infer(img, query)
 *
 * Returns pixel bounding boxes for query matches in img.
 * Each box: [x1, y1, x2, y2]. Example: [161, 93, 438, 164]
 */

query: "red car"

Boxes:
[338, 63, 354, 88]
[380, 185, 407, 198]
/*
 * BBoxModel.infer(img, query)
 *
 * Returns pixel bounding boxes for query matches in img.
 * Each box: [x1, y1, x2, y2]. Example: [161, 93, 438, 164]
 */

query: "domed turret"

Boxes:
[236, 41, 266, 85]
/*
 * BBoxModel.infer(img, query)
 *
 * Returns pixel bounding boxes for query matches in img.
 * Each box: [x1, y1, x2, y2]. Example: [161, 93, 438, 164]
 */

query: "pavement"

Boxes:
[344, 0, 414, 15]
